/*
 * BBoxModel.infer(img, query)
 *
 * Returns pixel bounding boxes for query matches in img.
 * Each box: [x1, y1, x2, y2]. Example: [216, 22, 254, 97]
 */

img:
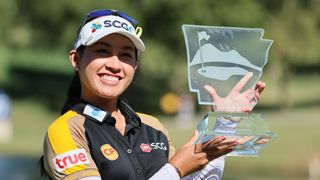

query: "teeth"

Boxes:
[101, 75, 119, 82]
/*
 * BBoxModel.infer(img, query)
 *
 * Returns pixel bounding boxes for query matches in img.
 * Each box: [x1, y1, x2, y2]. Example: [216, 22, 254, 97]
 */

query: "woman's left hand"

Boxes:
[204, 72, 266, 113]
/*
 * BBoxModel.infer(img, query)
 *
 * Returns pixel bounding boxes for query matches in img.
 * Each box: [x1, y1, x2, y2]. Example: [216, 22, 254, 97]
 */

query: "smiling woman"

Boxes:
[71, 34, 138, 104]
[39, 9, 239, 180]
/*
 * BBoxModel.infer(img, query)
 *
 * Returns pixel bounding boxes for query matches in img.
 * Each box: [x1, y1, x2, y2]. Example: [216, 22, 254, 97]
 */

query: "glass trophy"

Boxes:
[182, 25, 277, 156]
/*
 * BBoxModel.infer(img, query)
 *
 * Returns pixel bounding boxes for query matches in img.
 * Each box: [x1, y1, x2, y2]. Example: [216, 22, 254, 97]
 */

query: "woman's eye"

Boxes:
[96, 49, 108, 53]
[118, 52, 134, 61]
[122, 53, 133, 59]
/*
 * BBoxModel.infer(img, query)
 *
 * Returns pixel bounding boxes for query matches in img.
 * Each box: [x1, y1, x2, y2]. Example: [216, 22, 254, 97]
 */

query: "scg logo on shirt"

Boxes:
[150, 142, 167, 151]
[52, 149, 89, 172]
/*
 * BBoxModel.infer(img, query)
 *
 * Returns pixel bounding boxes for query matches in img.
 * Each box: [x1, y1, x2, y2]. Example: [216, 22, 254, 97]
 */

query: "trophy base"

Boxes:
[195, 112, 277, 157]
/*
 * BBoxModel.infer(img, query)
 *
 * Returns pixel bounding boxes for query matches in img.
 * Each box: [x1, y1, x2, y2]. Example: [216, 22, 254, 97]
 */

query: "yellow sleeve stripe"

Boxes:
[48, 110, 87, 175]
[48, 111, 78, 153]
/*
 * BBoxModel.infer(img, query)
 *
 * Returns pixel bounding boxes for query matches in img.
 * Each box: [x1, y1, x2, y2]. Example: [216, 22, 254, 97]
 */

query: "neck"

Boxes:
[81, 95, 119, 113]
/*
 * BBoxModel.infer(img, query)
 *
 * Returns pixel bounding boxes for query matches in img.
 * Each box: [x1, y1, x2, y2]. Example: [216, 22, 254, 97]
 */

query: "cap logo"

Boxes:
[91, 22, 102, 33]
[101, 144, 119, 161]
[104, 20, 135, 33]
[74, 15, 145, 52]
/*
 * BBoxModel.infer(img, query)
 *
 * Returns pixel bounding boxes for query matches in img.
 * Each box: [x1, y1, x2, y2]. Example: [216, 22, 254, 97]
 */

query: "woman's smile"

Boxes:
[99, 74, 122, 85]
[71, 33, 137, 104]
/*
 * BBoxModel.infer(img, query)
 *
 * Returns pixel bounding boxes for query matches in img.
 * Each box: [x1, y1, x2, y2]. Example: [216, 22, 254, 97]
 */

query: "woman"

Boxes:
[41, 9, 264, 180]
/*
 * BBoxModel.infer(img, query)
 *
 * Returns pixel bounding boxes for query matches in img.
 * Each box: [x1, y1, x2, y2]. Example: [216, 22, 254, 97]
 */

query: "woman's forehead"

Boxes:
[94, 33, 135, 49]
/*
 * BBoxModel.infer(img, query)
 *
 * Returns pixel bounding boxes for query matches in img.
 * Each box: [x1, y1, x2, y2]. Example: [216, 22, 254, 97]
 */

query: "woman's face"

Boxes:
[70, 33, 137, 103]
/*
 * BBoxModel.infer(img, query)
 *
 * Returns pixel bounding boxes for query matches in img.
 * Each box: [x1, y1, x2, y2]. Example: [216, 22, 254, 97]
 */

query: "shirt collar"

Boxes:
[71, 99, 141, 128]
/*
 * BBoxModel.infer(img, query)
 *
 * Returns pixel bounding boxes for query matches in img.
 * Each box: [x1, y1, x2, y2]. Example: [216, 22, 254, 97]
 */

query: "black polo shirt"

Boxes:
[43, 100, 175, 180]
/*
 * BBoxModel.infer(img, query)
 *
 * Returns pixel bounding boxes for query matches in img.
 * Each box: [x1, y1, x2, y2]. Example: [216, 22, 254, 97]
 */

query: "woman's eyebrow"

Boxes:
[122, 46, 135, 52]
[94, 42, 135, 52]
[94, 42, 111, 47]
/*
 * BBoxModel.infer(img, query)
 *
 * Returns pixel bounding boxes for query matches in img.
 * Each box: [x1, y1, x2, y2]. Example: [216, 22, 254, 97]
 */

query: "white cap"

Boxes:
[74, 15, 145, 52]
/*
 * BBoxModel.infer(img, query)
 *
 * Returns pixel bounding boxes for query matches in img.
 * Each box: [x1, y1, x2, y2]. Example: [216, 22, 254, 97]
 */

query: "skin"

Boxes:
[169, 131, 237, 177]
[204, 72, 266, 112]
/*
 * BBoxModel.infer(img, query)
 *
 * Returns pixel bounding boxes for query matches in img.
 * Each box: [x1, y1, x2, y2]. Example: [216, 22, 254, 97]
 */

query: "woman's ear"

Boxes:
[69, 49, 80, 71]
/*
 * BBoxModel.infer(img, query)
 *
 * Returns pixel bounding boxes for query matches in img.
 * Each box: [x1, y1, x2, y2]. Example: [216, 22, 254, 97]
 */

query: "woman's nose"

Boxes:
[105, 56, 121, 72]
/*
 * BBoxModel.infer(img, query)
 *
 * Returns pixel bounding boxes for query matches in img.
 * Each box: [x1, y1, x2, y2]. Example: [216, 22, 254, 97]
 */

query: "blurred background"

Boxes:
[0, 0, 319, 179]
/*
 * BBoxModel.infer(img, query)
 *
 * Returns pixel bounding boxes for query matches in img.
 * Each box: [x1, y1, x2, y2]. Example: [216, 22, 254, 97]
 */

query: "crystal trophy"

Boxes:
[182, 25, 277, 156]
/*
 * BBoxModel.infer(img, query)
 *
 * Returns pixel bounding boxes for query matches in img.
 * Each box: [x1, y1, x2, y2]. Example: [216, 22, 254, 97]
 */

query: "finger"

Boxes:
[184, 130, 199, 147]
[218, 141, 239, 149]
[231, 72, 253, 93]
[194, 143, 202, 153]
[255, 81, 263, 90]
[204, 140, 238, 153]
[202, 136, 226, 150]
[255, 138, 270, 144]
[255, 82, 265, 101]
[255, 81, 266, 95]
[207, 148, 233, 160]
[255, 91, 261, 101]
[206, 142, 237, 159]
[203, 85, 220, 101]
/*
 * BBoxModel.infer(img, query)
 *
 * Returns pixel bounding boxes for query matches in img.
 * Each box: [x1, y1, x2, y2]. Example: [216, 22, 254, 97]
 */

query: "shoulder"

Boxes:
[48, 110, 84, 134]
[137, 112, 176, 158]
[47, 110, 87, 152]
[137, 113, 166, 133]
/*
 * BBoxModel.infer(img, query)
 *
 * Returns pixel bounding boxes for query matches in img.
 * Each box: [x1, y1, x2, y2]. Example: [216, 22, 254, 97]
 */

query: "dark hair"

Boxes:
[39, 156, 52, 180]
[39, 47, 84, 179]
[60, 72, 81, 115]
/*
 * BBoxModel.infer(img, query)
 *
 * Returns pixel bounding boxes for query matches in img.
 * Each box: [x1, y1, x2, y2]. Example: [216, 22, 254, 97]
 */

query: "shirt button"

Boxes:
[127, 149, 132, 154]
[136, 168, 142, 175]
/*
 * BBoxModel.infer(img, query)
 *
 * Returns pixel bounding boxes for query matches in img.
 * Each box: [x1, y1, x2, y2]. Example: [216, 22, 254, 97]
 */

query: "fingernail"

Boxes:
[232, 141, 239, 145]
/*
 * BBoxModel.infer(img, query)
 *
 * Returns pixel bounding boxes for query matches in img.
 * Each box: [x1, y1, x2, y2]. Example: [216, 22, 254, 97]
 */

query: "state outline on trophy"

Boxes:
[182, 24, 277, 157]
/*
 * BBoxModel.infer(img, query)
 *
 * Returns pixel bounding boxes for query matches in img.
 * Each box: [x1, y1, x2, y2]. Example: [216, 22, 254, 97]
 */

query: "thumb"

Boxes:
[203, 85, 219, 101]
[183, 130, 199, 147]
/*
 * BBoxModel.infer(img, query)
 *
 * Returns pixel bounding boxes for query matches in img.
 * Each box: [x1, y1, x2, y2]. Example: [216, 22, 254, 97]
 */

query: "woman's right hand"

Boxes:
[169, 130, 238, 177]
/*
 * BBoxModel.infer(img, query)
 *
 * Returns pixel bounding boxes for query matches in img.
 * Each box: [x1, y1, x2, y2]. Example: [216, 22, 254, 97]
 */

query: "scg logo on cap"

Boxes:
[104, 20, 135, 33]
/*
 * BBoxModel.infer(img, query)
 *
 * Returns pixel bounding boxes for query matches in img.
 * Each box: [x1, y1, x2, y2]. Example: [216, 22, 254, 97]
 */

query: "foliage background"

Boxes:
[0, 0, 319, 179]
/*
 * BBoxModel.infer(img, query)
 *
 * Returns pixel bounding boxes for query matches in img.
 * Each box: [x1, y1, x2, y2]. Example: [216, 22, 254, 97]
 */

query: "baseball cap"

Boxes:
[73, 14, 145, 52]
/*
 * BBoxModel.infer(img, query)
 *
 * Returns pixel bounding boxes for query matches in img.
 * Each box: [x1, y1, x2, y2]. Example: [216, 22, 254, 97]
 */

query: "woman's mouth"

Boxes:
[100, 74, 121, 85]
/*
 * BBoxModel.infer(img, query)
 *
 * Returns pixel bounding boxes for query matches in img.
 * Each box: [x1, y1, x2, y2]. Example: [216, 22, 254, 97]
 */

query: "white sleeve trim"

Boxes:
[149, 163, 180, 180]
[188, 156, 225, 180]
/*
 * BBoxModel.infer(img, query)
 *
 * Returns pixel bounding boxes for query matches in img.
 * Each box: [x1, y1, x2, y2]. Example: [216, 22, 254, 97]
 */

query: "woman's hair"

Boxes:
[60, 45, 85, 115]
[60, 72, 81, 115]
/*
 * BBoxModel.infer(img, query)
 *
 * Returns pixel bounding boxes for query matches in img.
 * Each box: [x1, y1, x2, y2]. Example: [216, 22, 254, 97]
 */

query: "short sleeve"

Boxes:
[43, 111, 101, 179]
